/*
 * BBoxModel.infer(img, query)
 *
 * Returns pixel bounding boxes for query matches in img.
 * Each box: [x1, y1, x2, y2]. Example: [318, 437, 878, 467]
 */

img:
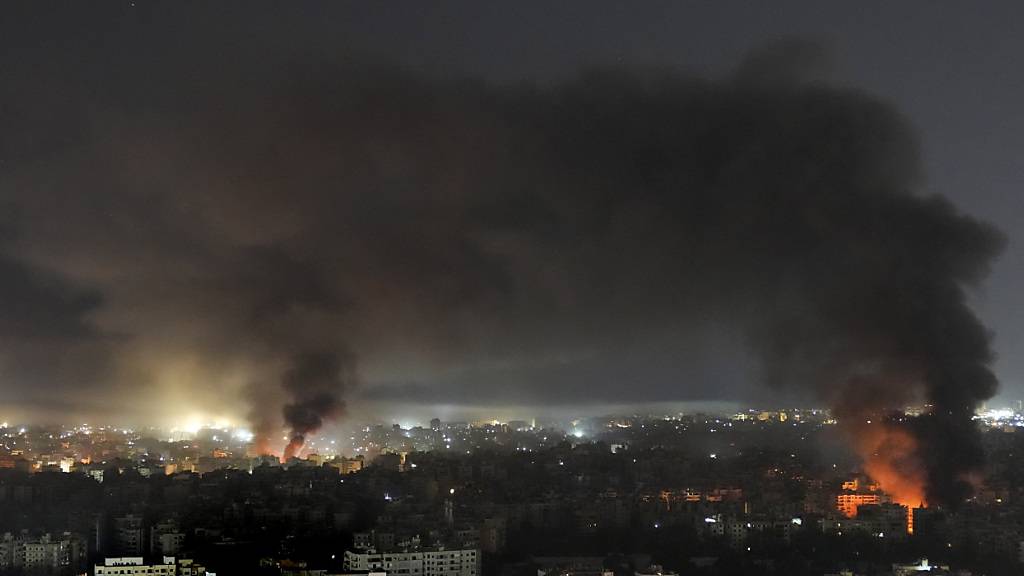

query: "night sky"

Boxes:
[1, 2, 1021, 429]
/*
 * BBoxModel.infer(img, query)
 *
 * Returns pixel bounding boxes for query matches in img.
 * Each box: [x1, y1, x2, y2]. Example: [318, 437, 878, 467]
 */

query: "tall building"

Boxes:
[0, 533, 16, 572]
[480, 518, 507, 553]
[22, 535, 68, 573]
[150, 520, 186, 557]
[112, 514, 144, 555]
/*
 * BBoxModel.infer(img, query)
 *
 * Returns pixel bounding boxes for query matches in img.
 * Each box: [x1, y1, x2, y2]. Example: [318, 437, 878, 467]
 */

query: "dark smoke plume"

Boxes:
[0, 27, 1003, 507]
[280, 351, 353, 460]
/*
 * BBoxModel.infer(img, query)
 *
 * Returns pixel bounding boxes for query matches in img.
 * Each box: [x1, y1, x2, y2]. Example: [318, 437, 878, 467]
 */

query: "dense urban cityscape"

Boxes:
[3, 407, 1024, 575]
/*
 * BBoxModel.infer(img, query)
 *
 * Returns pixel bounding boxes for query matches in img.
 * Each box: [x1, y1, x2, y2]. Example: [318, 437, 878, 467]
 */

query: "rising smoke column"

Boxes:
[740, 184, 1003, 507]
[279, 350, 354, 461]
[526, 51, 1005, 508]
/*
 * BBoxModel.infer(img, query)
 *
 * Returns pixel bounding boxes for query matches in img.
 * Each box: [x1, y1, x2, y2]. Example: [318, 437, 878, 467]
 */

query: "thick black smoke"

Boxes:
[280, 351, 353, 460]
[0, 30, 1003, 505]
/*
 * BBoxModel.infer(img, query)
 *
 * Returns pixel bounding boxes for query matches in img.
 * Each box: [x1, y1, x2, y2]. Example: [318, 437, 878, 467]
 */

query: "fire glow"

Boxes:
[848, 419, 928, 533]
[282, 435, 306, 462]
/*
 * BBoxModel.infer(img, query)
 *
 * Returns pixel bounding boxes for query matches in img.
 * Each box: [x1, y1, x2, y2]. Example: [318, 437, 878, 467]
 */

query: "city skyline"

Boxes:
[3, 2, 1021, 518]
[5, 4, 1024, 575]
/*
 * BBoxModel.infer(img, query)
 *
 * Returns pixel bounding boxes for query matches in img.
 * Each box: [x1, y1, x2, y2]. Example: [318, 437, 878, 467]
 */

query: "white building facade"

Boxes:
[94, 556, 176, 576]
[344, 547, 478, 576]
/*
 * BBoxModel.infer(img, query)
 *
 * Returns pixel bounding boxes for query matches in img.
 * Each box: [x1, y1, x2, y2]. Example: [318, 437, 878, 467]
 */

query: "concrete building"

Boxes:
[94, 557, 176, 576]
[112, 514, 144, 556]
[423, 548, 478, 576]
[480, 518, 506, 554]
[892, 559, 951, 575]
[853, 503, 910, 537]
[150, 520, 186, 557]
[835, 493, 880, 517]
[533, 556, 606, 576]
[325, 456, 364, 475]
[345, 550, 424, 575]
[22, 535, 68, 572]
[0, 531, 86, 574]
[344, 547, 479, 576]
[0, 533, 16, 571]
[177, 558, 207, 576]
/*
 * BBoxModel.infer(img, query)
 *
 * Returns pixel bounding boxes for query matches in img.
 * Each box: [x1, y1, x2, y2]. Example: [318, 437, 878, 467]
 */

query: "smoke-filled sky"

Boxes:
[1, 2, 1022, 432]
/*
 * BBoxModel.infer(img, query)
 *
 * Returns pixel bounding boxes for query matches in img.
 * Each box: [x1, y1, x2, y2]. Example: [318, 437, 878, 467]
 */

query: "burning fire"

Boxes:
[859, 423, 927, 508]
[250, 432, 311, 463]
[282, 435, 305, 462]
[847, 418, 927, 533]
[253, 436, 275, 458]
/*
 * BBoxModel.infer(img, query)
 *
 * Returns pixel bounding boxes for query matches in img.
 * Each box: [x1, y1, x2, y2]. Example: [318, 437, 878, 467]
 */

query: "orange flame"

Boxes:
[253, 436, 276, 458]
[847, 419, 927, 533]
[860, 424, 927, 508]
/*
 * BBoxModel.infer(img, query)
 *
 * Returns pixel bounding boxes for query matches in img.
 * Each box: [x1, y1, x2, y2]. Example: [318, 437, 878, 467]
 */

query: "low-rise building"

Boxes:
[344, 546, 479, 576]
[94, 557, 175, 576]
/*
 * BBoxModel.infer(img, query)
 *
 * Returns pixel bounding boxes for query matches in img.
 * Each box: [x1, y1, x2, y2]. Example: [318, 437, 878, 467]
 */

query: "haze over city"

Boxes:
[2, 3, 1024, 576]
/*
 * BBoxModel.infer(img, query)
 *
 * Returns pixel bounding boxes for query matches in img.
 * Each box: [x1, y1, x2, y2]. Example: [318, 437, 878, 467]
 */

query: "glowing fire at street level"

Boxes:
[842, 419, 928, 534]
[861, 423, 927, 533]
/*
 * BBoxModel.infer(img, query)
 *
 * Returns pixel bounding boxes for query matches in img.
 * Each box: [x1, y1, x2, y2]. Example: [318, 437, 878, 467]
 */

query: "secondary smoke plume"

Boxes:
[280, 351, 353, 460]
[0, 33, 1003, 506]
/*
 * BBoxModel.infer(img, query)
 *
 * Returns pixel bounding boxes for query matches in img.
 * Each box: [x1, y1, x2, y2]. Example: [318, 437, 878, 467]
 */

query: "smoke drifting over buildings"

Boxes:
[0, 29, 1003, 506]
[280, 351, 354, 460]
